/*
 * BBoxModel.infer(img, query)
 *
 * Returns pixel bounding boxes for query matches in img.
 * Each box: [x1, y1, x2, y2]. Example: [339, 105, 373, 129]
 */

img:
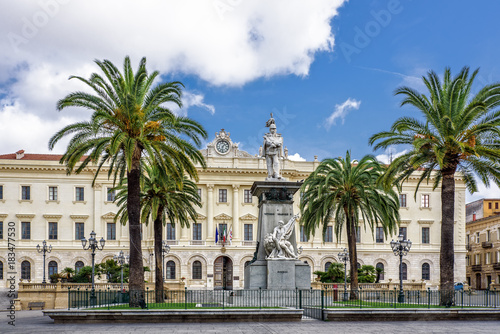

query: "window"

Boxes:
[75, 261, 84, 274]
[166, 223, 175, 240]
[489, 202, 492, 209]
[0, 185, 3, 200]
[192, 261, 202, 279]
[49, 186, 58, 201]
[487, 230, 491, 242]
[75, 223, 84, 240]
[244, 224, 253, 241]
[21, 222, 30, 239]
[197, 188, 202, 199]
[422, 263, 430, 280]
[193, 223, 202, 240]
[0, 261, 3, 279]
[496, 203, 499, 210]
[48, 261, 58, 277]
[49, 222, 58, 240]
[399, 227, 407, 240]
[476, 232, 480, 243]
[244, 189, 252, 203]
[486, 252, 491, 265]
[475, 253, 481, 265]
[376, 262, 384, 281]
[300, 225, 308, 242]
[107, 188, 115, 202]
[376, 227, 384, 243]
[219, 189, 227, 203]
[421, 194, 430, 208]
[21, 261, 31, 280]
[75, 187, 84, 201]
[325, 226, 333, 242]
[422, 227, 430, 244]
[399, 194, 407, 207]
[402, 263, 407, 280]
[107, 223, 116, 240]
[218, 223, 227, 242]
[325, 262, 332, 272]
[21, 186, 30, 200]
[356, 226, 361, 243]
[166, 261, 176, 279]
[0, 221, 3, 239]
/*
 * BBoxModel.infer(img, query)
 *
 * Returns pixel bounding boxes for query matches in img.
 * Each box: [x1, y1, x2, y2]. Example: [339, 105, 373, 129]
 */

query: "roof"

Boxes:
[0, 151, 86, 161]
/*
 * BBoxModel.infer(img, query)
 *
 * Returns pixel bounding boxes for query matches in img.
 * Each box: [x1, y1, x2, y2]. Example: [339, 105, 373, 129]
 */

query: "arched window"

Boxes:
[402, 263, 408, 280]
[48, 261, 58, 277]
[325, 262, 332, 272]
[422, 263, 430, 280]
[192, 261, 202, 279]
[75, 261, 84, 274]
[21, 261, 31, 280]
[0, 261, 3, 280]
[376, 262, 384, 281]
[245, 261, 251, 268]
[357, 262, 361, 269]
[166, 260, 176, 279]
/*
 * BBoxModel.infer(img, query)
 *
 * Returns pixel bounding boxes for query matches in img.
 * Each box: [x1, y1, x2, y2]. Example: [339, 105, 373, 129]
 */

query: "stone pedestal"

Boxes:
[244, 181, 311, 290]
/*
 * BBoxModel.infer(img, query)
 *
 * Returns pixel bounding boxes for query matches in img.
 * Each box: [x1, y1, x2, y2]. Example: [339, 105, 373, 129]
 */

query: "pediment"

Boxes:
[197, 213, 207, 220]
[240, 213, 258, 221]
[214, 213, 232, 220]
[102, 212, 116, 219]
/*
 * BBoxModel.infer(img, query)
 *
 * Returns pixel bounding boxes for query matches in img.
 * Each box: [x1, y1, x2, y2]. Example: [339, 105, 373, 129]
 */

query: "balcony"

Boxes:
[493, 263, 500, 270]
[471, 264, 482, 272]
[164, 240, 178, 245]
[482, 241, 493, 248]
[190, 240, 205, 245]
[466, 244, 471, 251]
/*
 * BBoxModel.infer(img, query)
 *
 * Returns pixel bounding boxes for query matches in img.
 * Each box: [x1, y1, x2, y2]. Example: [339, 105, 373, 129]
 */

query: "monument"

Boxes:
[244, 114, 311, 290]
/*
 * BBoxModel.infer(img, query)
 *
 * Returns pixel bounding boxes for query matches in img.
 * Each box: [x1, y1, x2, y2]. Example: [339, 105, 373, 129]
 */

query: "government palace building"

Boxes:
[0, 129, 467, 289]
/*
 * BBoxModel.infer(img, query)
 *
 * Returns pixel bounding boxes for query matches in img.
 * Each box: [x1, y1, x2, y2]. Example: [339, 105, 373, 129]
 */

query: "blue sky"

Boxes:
[1, 0, 499, 201]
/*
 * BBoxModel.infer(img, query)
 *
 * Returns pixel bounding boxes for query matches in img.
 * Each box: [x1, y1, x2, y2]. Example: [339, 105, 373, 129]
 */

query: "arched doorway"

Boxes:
[214, 256, 233, 290]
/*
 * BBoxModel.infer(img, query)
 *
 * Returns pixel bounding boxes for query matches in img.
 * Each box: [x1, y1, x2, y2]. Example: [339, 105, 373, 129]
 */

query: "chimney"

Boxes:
[16, 150, 25, 160]
[473, 211, 476, 221]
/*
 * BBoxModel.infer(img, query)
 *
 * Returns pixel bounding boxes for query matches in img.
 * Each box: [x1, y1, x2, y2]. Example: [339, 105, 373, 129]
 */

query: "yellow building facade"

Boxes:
[0, 129, 467, 289]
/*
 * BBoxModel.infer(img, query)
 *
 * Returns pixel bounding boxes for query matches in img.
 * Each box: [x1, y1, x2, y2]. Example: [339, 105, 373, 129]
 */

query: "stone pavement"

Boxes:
[1, 310, 499, 334]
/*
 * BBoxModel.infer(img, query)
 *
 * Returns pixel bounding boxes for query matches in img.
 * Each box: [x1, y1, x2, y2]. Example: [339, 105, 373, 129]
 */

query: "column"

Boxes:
[180, 222, 189, 243]
[232, 184, 240, 242]
[93, 183, 103, 237]
[207, 184, 214, 242]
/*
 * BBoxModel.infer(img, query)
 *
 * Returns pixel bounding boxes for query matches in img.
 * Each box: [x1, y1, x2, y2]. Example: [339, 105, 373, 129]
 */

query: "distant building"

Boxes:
[466, 198, 500, 223]
[0, 129, 467, 289]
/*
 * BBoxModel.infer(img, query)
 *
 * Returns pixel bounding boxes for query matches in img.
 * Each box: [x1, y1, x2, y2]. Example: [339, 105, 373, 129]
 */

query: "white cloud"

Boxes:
[466, 181, 500, 204]
[375, 146, 408, 164]
[0, 0, 345, 154]
[288, 153, 306, 161]
[325, 98, 361, 129]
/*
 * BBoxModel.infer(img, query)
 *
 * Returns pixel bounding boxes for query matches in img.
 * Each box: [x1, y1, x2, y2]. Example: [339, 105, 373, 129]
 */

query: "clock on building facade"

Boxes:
[215, 139, 230, 154]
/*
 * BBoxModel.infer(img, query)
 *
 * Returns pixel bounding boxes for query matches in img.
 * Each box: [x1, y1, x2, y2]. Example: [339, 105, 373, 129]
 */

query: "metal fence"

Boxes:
[67, 287, 500, 319]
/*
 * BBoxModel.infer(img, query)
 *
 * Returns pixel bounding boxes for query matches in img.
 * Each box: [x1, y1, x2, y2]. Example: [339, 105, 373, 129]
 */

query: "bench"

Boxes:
[28, 302, 45, 310]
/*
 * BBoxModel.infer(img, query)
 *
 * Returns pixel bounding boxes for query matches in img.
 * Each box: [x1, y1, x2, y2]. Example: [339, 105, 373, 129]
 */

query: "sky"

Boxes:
[1, 0, 500, 203]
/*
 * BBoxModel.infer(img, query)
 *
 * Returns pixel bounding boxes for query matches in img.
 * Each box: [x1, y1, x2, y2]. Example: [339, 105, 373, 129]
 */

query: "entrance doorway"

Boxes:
[476, 273, 481, 290]
[214, 256, 233, 290]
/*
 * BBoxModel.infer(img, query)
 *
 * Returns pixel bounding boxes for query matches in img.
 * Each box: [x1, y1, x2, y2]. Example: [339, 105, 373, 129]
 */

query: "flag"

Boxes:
[223, 225, 227, 243]
[229, 225, 233, 245]
[215, 226, 219, 244]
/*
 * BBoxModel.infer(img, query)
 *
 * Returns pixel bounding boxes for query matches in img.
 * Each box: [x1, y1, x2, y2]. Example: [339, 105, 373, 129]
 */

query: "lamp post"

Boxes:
[36, 240, 52, 284]
[81, 230, 105, 304]
[338, 248, 349, 301]
[162, 241, 170, 282]
[113, 250, 128, 291]
[390, 234, 412, 303]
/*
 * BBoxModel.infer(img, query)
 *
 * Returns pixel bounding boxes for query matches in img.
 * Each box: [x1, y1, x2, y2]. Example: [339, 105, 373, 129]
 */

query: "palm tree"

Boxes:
[48, 56, 206, 306]
[115, 162, 201, 302]
[300, 151, 400, 299]
[369, 67, 500, 305]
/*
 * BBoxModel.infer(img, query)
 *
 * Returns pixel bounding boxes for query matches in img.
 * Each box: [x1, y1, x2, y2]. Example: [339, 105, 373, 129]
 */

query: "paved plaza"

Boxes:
[0, 310, 499, 334]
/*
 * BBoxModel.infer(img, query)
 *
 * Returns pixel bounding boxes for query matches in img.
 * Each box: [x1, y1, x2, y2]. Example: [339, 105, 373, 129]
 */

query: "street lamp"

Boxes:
[390, 234, 412, 303]
[81, 230, 105, 304]
[36, 240, 52, 284]
[113, 250, 128, 291]
[338, 248, 349, 301]
[162, 241, 171, 282]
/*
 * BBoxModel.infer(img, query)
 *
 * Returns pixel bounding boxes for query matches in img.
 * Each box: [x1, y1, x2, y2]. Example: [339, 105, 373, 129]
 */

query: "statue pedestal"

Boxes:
[244, 181, 311, 290]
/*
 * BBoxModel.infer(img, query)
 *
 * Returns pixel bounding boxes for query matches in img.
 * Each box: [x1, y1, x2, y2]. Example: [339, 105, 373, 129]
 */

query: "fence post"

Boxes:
[461, 289, 464, 309]
[222, 289, 225, 310]
[259, 287, 262, 310]
[108, 287, 110, 310]
[394, 287, 397, 309]
[494, 288, 497, 308]
[427, 288, 431, 309]
[67, 287, 71, 310]
[299, 289, 302, 309]
[184, 287, 187, 310]
[486, 288, 489, 308]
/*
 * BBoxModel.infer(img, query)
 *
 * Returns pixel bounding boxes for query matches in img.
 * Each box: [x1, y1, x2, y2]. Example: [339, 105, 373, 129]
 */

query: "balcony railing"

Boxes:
[493, 263, 500, 270]
[471, 264, 482, 272]
[482, 241, 493, 248]
[165, 240, 178, 245]
[190, 240, 205, 245]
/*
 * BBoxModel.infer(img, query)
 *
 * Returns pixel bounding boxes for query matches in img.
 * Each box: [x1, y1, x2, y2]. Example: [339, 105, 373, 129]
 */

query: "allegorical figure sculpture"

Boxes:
[263, 113, 284, 180]
[264, 214, 299, 259]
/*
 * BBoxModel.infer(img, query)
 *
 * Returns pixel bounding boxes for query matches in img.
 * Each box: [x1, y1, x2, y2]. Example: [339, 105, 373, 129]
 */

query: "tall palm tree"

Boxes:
[115, 162, 201, 302]
[300, 151, 400, 299]
[369, 67, 500, 305]
[48, 56, 206, 306]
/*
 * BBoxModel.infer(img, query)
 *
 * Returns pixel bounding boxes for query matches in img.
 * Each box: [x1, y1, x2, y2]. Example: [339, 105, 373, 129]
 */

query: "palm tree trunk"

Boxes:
[154, 210, 164, 303]
[345, 213, 359, 300]
[440, 170, 456, 306]
[127, 149, 145, 307]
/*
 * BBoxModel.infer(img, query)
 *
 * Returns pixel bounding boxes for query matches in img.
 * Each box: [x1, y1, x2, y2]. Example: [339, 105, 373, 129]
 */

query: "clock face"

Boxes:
[216, 140, 230, 154]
